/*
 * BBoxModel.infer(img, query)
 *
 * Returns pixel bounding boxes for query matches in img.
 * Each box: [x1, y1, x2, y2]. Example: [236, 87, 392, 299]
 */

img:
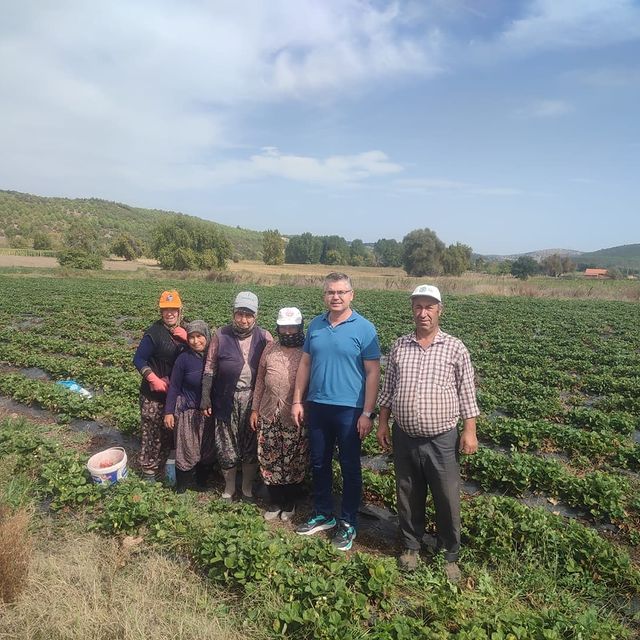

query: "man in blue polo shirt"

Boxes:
[291, 272, 381, 551]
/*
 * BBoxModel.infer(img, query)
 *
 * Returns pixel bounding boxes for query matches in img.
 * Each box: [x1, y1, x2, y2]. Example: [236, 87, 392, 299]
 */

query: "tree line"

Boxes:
[22, 206, 582, 280]
[263, 228, 473, 277]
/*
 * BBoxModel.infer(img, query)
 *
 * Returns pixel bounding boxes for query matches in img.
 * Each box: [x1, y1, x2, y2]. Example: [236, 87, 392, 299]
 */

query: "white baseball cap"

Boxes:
[410, 284, 442, 303]
[276, 307, 303, 326]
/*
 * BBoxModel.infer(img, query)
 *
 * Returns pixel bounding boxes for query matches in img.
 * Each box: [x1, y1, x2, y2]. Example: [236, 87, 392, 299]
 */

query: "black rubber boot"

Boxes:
[175, 469, 191, 494]
[195, 462, 209, 490]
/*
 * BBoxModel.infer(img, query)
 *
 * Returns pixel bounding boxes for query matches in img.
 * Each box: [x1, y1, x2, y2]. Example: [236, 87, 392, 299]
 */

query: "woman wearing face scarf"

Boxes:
[250, 308, 309, 521]
[201, 292, 272, 500]
[133, 290, 188, 481]
[164, 320, 215, 493]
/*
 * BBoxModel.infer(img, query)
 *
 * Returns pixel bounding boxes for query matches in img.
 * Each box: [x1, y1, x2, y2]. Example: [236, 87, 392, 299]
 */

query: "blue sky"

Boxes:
[1, 0, 639, 254]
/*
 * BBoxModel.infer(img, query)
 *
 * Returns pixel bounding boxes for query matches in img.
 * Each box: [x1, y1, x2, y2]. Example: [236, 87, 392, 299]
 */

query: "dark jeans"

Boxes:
[307, 402, 362, 527]
[393, 425, 461, 562]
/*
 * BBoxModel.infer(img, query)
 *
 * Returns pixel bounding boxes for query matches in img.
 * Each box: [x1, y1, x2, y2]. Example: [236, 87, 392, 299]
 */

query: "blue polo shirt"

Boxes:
[304, 310, 381, 408]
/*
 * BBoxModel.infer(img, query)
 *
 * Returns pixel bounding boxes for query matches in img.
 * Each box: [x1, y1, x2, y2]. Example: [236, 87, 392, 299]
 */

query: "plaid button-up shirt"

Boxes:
[377, 329, 479, 437]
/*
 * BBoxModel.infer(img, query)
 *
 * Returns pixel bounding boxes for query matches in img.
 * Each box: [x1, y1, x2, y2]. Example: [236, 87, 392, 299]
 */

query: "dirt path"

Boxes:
[0, 255, 160, 270]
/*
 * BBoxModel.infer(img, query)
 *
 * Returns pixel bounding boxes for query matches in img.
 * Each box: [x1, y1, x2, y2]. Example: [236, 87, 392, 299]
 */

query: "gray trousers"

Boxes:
[393, 425, 461, 562]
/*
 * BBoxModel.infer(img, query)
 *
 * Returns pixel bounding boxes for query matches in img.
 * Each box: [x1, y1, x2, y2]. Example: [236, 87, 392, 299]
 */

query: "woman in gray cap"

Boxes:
[164, 320, 215, 493]
[201, 292, 273, 500]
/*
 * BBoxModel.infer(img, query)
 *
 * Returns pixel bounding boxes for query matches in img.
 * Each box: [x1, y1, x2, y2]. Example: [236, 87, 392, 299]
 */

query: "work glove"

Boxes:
[147, 372, 169, 394]
[171, 326, 188, 342]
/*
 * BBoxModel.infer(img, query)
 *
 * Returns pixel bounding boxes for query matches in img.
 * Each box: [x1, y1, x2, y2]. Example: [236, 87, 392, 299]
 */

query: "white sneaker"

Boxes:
[264, 508, 282, 521]
[280, 506, 295, 521]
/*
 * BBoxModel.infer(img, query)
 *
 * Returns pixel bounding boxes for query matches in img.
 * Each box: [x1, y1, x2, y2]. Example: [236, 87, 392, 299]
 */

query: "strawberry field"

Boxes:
[1, 273, 639, 638]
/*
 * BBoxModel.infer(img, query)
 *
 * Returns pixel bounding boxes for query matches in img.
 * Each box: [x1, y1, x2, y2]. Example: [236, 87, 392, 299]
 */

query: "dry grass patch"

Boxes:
[0, 504, 31, 604]
[0, 531, 261, 640]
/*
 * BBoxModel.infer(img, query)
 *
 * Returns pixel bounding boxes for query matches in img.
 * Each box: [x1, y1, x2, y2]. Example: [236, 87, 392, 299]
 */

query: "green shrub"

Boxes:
[57, 249, 103, 270]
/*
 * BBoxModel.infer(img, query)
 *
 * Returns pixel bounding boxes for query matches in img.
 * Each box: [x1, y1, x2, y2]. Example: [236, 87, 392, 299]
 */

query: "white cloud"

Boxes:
[515, 99, 574, 118]
[395, 178, 522, 196]
[0, 1, 436, 194]
[209, 147, 403, 186]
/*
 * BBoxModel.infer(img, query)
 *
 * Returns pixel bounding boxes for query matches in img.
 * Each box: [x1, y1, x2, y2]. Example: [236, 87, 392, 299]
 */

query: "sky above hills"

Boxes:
[1, 1, 639, 254]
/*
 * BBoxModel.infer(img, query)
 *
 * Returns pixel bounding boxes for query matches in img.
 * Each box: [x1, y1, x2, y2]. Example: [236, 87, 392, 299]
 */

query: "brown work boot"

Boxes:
[398, 549, 420, 572]
[444, 561, 462, 583]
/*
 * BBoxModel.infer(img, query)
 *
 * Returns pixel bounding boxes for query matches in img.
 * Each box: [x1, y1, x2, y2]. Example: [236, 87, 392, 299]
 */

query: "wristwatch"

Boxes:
[362, 410, 377, 420]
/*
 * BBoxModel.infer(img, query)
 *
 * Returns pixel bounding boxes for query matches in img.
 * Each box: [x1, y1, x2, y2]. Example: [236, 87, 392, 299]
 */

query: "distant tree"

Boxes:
[32, 231, 52, 250]
[561, 256, 575, 275]
[111, 233, 144, 261]
[320, 235, 350, 265]
[607, 267, 622, 280]
[151, 217, 231, 270]
[262, 229, 285, 265]
[373, 238, 403, 268]
[540, 254, 576, 277]
[285, 232, 322, 264]
[472, 256, 487, 272]
[57, 220, 103, 270]
[324, 249, 346, 265]
[442, 243, 472, 276]
[511, 256, 539, 280]
[157, 246, 199, 271]
[347, 239, 369, 266]
[63, 219, 102, 254]
[8, 235, 29, 249]
[498, 260, 513, 275]
[540, 254, 562, 277]
[57, 249, 103, 270]
[402, 228, 445, 277]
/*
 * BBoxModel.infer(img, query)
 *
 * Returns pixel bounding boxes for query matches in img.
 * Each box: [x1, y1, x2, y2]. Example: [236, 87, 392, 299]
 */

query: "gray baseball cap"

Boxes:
[233, 291, 258, 314]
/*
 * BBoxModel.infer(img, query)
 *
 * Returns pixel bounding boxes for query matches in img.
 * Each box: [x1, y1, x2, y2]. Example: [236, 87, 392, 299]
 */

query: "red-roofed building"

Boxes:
[584, 268, 608, 278]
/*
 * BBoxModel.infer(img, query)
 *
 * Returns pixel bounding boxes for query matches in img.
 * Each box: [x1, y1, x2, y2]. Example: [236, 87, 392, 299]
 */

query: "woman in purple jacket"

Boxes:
[200, 292, 272, 500]
[164, 320, 215, 493]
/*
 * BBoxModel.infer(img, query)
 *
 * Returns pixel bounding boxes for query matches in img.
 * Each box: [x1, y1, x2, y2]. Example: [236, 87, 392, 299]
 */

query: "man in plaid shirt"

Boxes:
[377, 284, 479, 582]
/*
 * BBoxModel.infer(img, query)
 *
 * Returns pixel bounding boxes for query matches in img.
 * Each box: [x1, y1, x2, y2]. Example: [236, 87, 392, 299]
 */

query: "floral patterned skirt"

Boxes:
[257, 413, 309, 485]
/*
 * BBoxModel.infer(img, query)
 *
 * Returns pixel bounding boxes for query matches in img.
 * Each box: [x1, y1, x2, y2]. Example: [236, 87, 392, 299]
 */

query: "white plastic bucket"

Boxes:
[87, 447, 128, 485]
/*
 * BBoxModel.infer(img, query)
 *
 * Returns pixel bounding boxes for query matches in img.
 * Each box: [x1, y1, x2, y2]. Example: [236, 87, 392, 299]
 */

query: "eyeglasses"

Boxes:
[324, 289, 352, 297]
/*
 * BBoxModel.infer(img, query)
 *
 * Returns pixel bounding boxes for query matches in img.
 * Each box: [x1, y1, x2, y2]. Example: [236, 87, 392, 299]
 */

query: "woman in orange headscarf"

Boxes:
[133, 290, 188, 481]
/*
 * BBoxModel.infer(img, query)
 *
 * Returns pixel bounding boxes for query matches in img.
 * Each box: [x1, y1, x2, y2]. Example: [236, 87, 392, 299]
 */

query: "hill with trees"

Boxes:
[0, 190, 263, 260]
[572, 244, 640, 271]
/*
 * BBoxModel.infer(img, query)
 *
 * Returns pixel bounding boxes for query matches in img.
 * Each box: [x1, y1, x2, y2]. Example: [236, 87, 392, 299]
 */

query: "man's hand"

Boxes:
[459, 419, 478, 454]
[377, 422, 391, 450]
[357, 414, 373, 440]
[291, 402, 304, 429]
[249, 410, 259, 432]
[164, 414, 175, 430]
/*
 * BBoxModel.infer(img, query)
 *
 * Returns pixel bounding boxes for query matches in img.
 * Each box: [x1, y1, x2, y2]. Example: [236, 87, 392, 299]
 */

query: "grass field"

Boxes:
[1, 256, 639, 300]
